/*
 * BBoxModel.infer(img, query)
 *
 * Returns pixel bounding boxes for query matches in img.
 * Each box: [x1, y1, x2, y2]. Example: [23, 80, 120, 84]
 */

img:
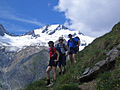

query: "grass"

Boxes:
[96, 53, 120, 90]
[96, 70, 120, 90]
[24, 22, 120, 90]
[24, 79, 48, 90]
[53, 83, 81, 90]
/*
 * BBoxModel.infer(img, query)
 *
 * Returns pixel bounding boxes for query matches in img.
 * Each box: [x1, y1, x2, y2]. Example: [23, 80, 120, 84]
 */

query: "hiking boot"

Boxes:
[46, 79, 50, 86]
[59, 72, 61, 75]
[46, 79, 54, 88]
[63, 70, 66, 74]
[62, 69, 66, 74]
[46, 83, 53, 88]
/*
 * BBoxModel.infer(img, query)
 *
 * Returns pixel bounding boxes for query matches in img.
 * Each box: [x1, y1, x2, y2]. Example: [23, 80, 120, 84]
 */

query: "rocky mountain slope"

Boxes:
[0, 46, 49, 90]
[24, 22, 120, 90]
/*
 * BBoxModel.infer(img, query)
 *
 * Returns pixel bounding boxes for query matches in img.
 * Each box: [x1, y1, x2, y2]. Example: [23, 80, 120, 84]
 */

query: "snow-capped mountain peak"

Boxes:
[34, 24, 69, 35]
[0, 24, 94, 51]
[0, 24, 9, 36]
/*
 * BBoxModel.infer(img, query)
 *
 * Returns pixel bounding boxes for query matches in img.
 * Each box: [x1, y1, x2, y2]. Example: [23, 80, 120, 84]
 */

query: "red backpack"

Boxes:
[49, 47, 57, 59]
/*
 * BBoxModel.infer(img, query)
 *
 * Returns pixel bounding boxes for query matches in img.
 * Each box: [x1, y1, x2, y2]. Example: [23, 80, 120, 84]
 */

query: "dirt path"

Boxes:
[79, 80, 96, 90]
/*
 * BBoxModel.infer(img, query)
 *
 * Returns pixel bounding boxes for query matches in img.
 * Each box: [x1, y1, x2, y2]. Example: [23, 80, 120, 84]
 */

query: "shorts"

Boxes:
[48, 58, 57, 67]
[69, 47, 77, 55]
[58, 54, 66, 67]
[74, 46, 79, 53]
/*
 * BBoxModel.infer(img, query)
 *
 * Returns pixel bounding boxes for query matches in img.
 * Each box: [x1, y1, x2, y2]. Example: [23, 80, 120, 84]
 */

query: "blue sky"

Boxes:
[0, 0, 120, 37]
[0, 0, 65, 34]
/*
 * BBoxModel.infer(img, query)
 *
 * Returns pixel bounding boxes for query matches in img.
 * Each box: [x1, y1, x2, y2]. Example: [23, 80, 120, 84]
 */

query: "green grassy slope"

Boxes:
[24, 22, 120, 90]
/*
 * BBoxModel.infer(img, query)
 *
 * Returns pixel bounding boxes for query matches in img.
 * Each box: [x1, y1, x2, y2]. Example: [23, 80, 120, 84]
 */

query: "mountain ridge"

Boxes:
[0, 24, 94, 52]
[0, 24, 9, 36]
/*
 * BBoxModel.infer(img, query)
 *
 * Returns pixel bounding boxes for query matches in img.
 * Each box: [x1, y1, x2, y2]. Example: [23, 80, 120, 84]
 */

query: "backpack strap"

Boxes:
[56, 44, 61, 53]
[67, 40, 70, 47]
[68, 38, 76, 45]
[63, 44, 67, 51]
[72, 38, 78, 45]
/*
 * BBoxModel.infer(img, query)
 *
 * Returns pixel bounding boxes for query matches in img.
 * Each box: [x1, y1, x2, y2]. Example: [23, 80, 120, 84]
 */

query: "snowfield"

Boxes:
[0, 24, 94, 51]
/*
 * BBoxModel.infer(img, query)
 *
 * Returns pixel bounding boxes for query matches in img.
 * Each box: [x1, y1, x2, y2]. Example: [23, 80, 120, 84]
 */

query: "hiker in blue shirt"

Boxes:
[55, 37, 68, 75]
[67, 34, 80, 64]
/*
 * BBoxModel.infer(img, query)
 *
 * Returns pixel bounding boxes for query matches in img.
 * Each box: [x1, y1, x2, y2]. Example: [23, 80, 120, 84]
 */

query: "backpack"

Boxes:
[75, 36, 80, 40]
[55, 44, 67, 54]
[68, 37, 80, 47]
[49, 48, 57, 59]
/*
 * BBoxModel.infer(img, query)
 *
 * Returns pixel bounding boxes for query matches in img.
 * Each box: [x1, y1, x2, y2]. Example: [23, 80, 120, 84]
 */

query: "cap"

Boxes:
[59, 37, 63, 41]
[68, 34, 72, 37]
[48, 41, 54, 45]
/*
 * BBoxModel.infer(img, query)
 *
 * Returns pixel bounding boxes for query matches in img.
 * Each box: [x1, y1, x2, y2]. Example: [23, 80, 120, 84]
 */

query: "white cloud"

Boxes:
[9, 16, 43, 26]
[55, 0, 120, 37]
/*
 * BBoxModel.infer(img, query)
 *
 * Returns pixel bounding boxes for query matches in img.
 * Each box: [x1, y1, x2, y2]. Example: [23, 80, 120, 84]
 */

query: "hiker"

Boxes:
[46, 41, 59, 86]
[67, 34, 80, 64]
[55, 37, 68, 75]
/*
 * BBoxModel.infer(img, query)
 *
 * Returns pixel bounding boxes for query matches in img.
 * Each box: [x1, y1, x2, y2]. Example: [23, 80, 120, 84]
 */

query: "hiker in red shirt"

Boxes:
[46, 41, 59, 87]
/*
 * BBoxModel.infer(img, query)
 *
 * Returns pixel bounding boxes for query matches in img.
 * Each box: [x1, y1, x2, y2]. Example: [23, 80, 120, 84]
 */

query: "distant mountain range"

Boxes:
[0, 24, 94, 52]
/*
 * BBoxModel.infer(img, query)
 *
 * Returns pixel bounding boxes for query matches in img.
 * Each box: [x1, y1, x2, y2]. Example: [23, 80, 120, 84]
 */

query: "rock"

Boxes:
[79, 44, 120, 82]
[95, 60, 107, 67]
[0, 24, 9, 36]
[79, 65, 100, 82]
[82, 68, 90, 75]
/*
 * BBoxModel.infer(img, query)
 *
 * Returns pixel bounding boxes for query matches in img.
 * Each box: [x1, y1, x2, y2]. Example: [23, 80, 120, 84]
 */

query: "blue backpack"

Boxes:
[68, 37, 80, 47]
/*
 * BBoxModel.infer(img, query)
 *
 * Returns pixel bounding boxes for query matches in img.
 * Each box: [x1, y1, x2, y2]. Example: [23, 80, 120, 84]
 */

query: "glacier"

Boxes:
[0, 24, 94, 51]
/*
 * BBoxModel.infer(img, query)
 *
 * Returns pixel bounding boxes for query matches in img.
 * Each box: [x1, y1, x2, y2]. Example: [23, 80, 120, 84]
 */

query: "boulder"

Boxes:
[79, 45, 120, 82]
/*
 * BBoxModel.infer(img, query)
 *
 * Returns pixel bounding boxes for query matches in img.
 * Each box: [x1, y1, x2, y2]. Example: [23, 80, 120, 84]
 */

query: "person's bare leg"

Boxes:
[46, 66, 51, 85]
[73, 54, 77, 63]
[63, 66, 65, 71]
[46, 66, 51, 79]
[69, 54, 73, 65]
[62, 66, 66, 74]
[59, 66, 62, 75]
[52, 66, 57, 81]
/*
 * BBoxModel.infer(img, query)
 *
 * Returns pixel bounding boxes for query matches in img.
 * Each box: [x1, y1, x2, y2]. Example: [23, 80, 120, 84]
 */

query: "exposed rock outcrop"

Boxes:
[0, 24, 9, 36]
[79, 44, 120, 82]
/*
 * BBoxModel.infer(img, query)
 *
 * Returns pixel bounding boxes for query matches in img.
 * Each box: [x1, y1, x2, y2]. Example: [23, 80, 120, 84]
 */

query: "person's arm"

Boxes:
[65, 45, 69, 56]
[67, 40, 69, 47]
[55, 50, 59, 62]
[78, 40, 80, 46]
[65, 45, 69, 51]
